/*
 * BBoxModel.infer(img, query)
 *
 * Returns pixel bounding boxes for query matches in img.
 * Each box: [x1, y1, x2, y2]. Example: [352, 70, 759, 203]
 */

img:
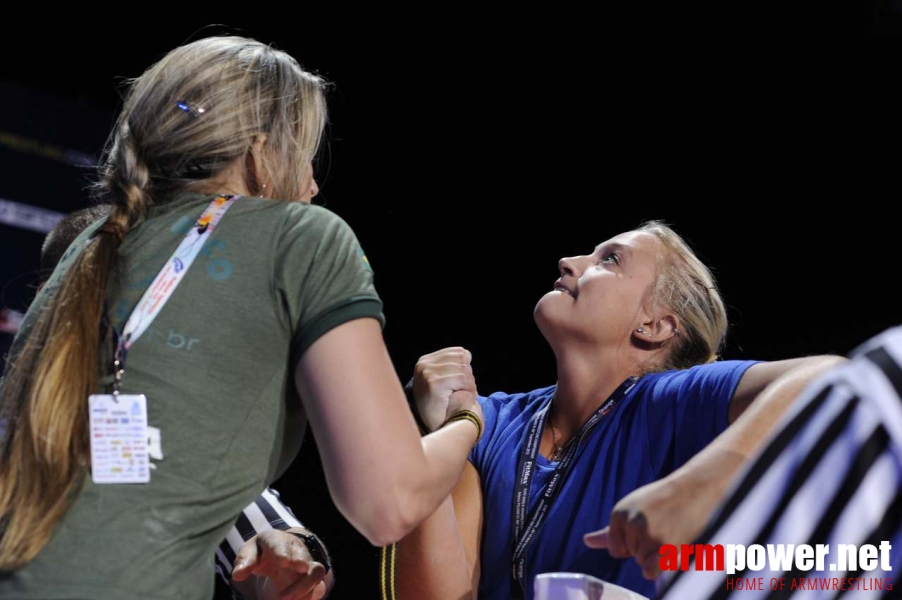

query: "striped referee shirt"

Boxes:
[214, 487, 304, 599]
[658, 326, 902, 599]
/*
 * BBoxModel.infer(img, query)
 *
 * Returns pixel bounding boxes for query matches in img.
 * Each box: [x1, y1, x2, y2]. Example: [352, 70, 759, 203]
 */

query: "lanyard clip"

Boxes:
[112, 342, 125, 397]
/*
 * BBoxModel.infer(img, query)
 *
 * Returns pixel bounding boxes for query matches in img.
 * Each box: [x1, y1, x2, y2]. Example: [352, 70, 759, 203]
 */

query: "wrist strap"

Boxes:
[405, 378, 482, 439]
[442, 409, 483, 440]
[288, 531, 331, 573]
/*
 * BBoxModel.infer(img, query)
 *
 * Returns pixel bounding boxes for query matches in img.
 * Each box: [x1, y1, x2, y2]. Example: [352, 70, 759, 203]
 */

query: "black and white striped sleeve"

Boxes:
[214, 487, 305, 590]
[658, 326, 902, 600]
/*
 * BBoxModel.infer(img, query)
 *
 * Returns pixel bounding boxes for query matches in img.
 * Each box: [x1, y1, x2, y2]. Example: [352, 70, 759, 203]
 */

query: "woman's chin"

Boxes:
[534, 298, 562, 341]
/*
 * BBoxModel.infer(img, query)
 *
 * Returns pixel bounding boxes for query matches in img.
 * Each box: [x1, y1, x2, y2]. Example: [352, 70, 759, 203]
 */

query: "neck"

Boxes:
[550, 344, 636, 440]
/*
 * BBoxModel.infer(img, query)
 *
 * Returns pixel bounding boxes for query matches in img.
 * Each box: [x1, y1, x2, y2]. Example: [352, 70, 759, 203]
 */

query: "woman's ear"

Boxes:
[245, 134, 270, 196]
[633, 313, 679, 344]
[251, 133, 268, 158]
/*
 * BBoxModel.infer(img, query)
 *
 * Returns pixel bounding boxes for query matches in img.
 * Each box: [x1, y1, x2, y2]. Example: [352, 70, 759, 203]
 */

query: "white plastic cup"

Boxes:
[534, 572, 651, 600]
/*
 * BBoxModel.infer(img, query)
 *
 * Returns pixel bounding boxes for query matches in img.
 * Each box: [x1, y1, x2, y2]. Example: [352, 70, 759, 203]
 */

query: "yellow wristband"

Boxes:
[441, 409, 483, 440]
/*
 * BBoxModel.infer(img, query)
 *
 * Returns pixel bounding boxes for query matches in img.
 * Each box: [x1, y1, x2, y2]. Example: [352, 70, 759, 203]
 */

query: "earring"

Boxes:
[258, 183, 267, 198]
[637, 327, 646, 335]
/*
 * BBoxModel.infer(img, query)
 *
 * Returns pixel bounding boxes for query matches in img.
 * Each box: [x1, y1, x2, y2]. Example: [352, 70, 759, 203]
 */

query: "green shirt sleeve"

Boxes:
[273, 204, 384, 365]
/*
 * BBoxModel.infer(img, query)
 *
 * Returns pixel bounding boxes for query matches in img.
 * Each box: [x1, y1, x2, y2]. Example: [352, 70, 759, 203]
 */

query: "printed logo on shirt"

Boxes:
[171, 215, 234, 280]
[358, 246, 372, 272]
[106, 318, 202, 353]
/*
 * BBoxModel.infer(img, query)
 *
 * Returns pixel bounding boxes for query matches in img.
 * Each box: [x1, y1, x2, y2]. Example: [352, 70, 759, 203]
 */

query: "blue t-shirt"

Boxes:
[470, 360, 759, 600]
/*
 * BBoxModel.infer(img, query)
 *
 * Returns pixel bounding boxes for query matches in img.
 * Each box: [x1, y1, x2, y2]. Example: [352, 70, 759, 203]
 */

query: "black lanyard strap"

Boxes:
[510, 377, 638, 598]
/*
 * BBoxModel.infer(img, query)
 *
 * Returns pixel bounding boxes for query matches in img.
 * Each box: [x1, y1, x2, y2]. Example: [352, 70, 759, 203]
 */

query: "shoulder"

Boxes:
[42, 216, 108, 291]
[162, 193, 351, 235]
[265, 200, 348, 229]
[221, 199, 363, 264]
[633, 360, 762, 400]
[267, 203, 361, 255]
[479, 385, 555, 424]
[221, 197, 347, 230]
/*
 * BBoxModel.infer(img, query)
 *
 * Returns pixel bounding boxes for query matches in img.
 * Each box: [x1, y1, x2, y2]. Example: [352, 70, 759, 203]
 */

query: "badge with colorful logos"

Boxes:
[88, 394, 150, 484]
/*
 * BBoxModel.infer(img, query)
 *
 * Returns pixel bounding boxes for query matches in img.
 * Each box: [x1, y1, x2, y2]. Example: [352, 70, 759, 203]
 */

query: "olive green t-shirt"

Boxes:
[0, 193, 383, 600]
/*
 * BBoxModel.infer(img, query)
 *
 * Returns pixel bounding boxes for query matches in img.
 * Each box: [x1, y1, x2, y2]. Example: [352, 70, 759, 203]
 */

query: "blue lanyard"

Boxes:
[510, 377, 638, 598]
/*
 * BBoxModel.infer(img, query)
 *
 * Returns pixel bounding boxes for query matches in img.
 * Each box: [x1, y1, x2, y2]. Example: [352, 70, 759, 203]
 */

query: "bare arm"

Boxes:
[714, 356, 848, 493]
[587, 355, 846, 578]
[727, 357, 834, 424]
[294, 318, 482, 546]
[396, 461, 483, 600]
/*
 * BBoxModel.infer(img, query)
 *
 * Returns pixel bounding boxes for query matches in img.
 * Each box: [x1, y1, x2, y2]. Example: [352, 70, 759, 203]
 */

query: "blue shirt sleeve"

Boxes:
[636, 360, 760, 477]
[469, 392, 511, 473]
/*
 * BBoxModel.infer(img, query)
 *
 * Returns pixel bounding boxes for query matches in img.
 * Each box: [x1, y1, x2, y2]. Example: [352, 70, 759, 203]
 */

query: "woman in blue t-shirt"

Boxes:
[392, 221, 844, 600]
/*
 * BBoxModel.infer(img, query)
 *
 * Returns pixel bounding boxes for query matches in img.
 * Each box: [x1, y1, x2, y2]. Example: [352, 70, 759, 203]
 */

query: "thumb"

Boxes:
[232, 540, 260, 582]
[584, 526, 610, 549]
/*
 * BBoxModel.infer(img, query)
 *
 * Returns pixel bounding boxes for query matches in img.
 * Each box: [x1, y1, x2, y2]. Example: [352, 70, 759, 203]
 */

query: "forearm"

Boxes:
[296, 319, 480, 546]
[674, 356, 846, 502]
[386, 420, 481, 540]
[396, 496, 474, 600]
[320, 416, 478, 546]
[397, 461, 482, 600]
[416, 419, 481, 499]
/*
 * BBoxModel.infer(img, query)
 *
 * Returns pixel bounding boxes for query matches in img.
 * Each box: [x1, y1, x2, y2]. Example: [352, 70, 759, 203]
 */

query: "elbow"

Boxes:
[359, 500, 420, 547]
[361, 519, 413, 548]
[340, 489, 423, 547]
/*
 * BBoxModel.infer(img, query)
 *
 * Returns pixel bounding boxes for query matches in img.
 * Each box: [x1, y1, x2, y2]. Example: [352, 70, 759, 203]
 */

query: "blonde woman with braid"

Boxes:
[0, 36, 481, 600]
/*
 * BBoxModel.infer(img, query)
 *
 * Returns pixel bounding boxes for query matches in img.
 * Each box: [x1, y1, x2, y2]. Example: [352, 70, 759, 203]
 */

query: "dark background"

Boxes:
[1, 7, 901, 599]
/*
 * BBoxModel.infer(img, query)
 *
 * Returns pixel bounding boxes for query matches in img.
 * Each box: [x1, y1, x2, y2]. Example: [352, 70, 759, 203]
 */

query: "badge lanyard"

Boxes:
[110, 195, 239, 393]
[510, 377, 638, 598]
[88, 195, 238, 485]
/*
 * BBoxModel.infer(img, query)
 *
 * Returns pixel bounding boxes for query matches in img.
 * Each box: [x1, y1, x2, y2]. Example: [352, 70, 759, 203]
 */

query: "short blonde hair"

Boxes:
[637, 220, 728, 371]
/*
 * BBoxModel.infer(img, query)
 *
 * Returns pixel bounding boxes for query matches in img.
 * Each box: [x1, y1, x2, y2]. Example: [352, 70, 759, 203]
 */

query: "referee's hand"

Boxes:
[232, 529, 329, 600]
[584, 472, 716, 580]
